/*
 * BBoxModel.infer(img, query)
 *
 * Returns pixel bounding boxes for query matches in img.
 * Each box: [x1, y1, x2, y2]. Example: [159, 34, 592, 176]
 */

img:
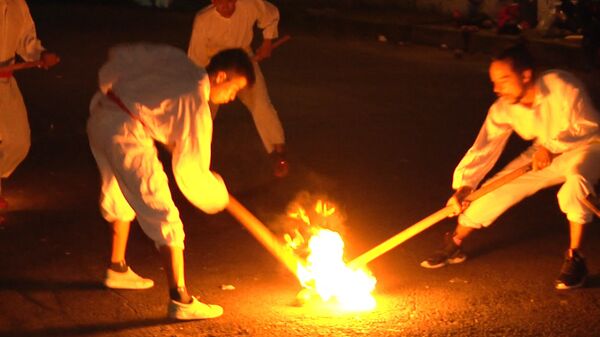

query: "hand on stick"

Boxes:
[39, 51, 60, 69]
[254, 39, 273, 62]
[447, 186, 473, 216]
[532, 146, 555, 171]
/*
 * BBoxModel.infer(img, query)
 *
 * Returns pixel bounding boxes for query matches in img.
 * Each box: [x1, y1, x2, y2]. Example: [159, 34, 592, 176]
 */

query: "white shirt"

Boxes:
[0, 0, 44, 67]
[453, 70, 600, 189]
[96, 43, 228, 213]
[188, 0, 279, 67]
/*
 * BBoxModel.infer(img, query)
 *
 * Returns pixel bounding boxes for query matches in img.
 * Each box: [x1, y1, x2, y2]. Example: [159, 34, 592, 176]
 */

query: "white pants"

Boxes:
[211, 62, 285, 153]
[459, 142, 600, 228]
[0, 77, 31, 179]
[87, 93, 185, 249]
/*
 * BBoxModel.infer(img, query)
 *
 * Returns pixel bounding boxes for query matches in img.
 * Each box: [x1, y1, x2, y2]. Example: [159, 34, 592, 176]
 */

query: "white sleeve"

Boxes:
[452, 105, 513, 189]
[171, 94, 229, 214]
[554, 84, 600, 149]
[16, 0, 44, 62]
[254, 0, 279, 40]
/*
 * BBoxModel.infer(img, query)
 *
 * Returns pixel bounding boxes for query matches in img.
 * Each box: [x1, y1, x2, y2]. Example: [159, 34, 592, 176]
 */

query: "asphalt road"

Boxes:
[1, 2, 600, 336]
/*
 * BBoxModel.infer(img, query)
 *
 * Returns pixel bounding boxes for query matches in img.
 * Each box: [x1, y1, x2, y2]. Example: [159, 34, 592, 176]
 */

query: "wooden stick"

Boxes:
[226, 194, 301, 275]
[271, 34, 291, 49]
[582, 195, 600, 218]
[349, 163, 532, 268]
[253, 35, 291, 62]
[0, 60, 43, 74]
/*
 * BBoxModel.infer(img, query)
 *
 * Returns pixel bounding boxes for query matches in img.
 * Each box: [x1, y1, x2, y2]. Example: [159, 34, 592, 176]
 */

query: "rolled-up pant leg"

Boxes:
[87, 102, 185, 249]
[236, 62, 285, 154]
[555, 142, 600, 224]
[0, 78, 31, 178]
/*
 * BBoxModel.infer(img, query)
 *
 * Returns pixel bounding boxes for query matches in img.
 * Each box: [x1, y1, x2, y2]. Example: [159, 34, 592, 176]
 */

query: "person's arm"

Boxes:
[448, 109, 512, 214]
[452, 104, 513, 191]
[171, 92, 229, 214]
[253, 0, 279, 61]
[15, 0, 45, 62]
[551, 77, 600, 150]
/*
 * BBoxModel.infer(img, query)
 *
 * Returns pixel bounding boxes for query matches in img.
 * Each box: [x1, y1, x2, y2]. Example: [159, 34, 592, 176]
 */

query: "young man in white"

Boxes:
[0, 0, 59, 210]
[87, 44, 254, 320]
[188, 0, 288, 177]
[421, 44, 600, 290]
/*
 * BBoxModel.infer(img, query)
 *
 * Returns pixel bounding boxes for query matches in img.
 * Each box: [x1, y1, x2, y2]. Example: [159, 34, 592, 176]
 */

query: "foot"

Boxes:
[420, 232, 467, 269]
[168, 296, 223, 320]
[104, 267, 154, 290]
[555, 249, 588, 290]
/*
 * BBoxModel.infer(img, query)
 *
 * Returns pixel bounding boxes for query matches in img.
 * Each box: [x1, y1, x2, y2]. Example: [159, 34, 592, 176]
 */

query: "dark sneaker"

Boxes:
[420, 232, 467, 269]
[555, 249, 588, 290]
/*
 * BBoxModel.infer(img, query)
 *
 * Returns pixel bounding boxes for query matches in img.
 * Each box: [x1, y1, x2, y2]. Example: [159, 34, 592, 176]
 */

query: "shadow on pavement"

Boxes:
[585, 274, 600, 289]
[0, 318, 180, 337]
[0, 279, 104, 292]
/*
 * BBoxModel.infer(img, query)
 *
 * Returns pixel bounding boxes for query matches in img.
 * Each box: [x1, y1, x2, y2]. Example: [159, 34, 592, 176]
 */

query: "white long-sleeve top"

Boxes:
[188, 0, 279, 67]
[0, 0, 44, 67]
[97, 43, 228, 213]
[453, 70, 600, 189]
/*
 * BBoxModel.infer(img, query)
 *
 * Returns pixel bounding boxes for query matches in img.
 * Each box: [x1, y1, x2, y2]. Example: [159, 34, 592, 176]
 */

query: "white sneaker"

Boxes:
[104, 267, 154, 290]
[168, 296, 223, 320]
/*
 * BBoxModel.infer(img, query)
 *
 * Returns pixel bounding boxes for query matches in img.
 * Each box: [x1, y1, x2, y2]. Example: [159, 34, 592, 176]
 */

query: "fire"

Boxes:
[285, 199, 377, 311]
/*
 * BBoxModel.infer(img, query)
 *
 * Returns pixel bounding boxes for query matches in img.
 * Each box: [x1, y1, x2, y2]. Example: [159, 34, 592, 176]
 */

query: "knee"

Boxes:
[558, 174, 593, 202]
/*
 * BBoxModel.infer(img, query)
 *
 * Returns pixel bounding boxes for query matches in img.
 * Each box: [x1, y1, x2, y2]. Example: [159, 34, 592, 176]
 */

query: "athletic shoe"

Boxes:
[168, 296, 223, 320]
[420, 232, 467, 268]
[555, 249, 588, 290]
[104, 267, 154, 290]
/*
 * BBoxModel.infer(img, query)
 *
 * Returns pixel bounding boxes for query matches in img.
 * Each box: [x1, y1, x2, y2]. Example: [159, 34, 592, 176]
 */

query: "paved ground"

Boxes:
[1, 2, 600, 336]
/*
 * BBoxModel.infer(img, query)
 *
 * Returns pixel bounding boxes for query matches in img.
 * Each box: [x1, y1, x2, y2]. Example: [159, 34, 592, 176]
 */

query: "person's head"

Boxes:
[212, 0, 236, 18]
[206, 48, 255, 104]
[489, 43, 536, 104]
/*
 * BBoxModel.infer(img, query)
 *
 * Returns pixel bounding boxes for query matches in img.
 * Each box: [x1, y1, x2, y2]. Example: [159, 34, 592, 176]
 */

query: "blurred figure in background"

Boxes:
[0, 0, 59, 213]
[188, 0, 289, 178]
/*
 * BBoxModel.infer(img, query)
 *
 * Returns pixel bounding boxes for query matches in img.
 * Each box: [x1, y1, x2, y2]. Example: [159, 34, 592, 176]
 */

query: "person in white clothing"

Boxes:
[420, 44, 600, 290]
[188, 0, 288, 177]
[0, 0, 59, 211]
[87, 43, 254, 320]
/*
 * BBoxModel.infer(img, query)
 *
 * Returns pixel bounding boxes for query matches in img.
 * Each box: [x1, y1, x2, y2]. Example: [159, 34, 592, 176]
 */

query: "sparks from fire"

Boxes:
[285, 199, 377, 311]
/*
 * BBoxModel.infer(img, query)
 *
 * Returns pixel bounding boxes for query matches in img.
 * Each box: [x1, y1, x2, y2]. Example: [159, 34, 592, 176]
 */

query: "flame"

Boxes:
[285, 199, 376, 311]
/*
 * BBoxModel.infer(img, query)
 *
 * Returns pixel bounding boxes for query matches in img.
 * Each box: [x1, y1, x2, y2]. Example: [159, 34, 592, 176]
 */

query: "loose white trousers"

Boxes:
[211, 62, 284, 153]
[88, 94, 185, 249]
[459, 142, 600, 228]
[0, 78, 30, 178]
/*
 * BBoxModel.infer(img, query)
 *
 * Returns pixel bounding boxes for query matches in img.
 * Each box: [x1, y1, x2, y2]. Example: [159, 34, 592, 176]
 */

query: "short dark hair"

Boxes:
[206, 48, 256, 85]
[492, 43, 535, 75]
